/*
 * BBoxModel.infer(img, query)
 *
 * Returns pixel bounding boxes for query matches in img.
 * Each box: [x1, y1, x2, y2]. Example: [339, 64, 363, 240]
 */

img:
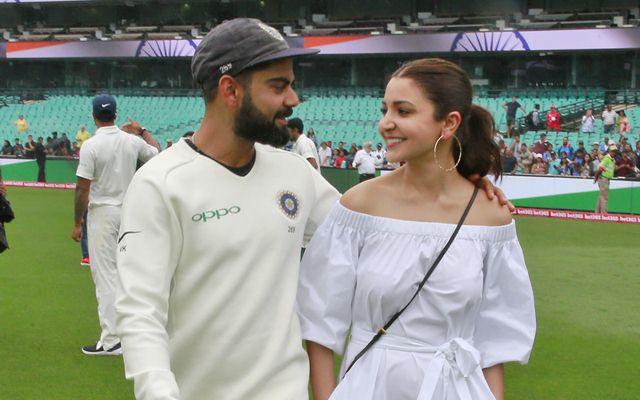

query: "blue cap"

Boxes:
[92, 94, 117, 118]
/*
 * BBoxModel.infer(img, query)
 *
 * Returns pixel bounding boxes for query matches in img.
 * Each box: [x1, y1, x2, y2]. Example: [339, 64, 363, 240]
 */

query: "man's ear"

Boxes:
[218, 75, 243, 108]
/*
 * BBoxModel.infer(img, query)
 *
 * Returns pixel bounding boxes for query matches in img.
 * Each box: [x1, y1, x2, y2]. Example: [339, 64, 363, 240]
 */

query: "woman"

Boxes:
[298, 59, 535, 400]
[333, 149, 347, 169]
[530, 156, 547, 174]
[1, 140, 13, 155]
[558, 159, 573, 176]
[618, 110, 630, 135]
[583, 153, 596, 177]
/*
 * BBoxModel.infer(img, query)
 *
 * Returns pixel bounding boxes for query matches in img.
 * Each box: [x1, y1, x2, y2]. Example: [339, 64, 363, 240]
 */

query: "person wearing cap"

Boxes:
[546, 105, 561, 133]
[71, 94, 160, 357]
[288, 117, 320, 170]
[114, 18, 339, 400]
[594, 145, 617, 213]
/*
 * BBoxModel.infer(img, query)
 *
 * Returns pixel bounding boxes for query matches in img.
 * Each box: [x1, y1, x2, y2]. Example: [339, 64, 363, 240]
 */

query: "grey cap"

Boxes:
[192, 18, 319, 90]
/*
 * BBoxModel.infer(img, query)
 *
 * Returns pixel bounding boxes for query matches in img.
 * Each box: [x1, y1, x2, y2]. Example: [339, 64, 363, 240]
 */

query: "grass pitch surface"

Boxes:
[1, 187, 638, 399]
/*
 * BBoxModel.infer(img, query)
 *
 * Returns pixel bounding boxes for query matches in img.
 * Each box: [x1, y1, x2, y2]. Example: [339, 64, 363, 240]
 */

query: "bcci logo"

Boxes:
[278, 191, 299, 219]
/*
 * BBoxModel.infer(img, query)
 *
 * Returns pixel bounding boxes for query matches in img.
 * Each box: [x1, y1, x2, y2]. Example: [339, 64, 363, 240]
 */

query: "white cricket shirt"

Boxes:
[76, 125, 158, 207]
[292, 134, 320, 170]
[116, 139, 340, 400]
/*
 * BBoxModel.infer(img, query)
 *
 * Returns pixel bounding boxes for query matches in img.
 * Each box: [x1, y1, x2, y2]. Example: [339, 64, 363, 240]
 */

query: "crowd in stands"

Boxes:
[499, 132, 640, 178]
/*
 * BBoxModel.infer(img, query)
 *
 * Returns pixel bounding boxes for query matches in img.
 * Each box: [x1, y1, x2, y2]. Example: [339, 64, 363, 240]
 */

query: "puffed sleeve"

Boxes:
[297, 204, 360, 355]
[474, 231, 536, 368]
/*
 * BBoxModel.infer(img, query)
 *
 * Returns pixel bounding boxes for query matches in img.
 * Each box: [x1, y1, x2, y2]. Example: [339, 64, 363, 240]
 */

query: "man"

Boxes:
[24, 135, 36, 159]
[501, 147, 518, 174]
[71, 94, 159, 357]
[288, 117, 320, 170]
[594, 145, 616, 213]
[509, 133, 521, 153]
[502, 96, 525, 137]
[546, 105, 561, 132]
[76, 124, 92, 148]
[547, 151, 560, 175]
[353, 140, 376, 182]
[15, 114, 28, 133]
[318, 141, 332, 167]
[581, 109, 595, 134]
[556, 136, 574, 160]
[115, 18, 511, 400]
[601, 105, 617, 134]
[34, 137, 47, 182]
[525, 104, 542, 131]
[13, 138, 25, 157]
[532, 133, 547, 156]
[372, 142, 386, 169]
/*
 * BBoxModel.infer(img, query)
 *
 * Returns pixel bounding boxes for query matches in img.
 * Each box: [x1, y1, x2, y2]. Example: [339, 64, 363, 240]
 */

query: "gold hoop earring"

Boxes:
[433, 135, 462, 172]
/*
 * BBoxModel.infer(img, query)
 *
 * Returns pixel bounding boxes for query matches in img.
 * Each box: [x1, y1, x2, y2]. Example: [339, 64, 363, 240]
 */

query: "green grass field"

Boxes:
[1, 187, 639, 399]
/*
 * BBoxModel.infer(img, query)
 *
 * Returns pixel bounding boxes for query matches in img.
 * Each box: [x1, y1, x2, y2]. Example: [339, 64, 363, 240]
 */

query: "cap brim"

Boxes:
[245, 47, 320, 70]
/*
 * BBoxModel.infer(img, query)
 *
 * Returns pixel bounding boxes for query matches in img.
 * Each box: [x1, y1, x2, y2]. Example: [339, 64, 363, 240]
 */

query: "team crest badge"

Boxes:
[278, 191, 300, 219]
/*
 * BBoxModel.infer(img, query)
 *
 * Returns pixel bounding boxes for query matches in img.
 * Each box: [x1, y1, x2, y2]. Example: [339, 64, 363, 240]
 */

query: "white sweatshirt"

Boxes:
[115, 139, 340, 400]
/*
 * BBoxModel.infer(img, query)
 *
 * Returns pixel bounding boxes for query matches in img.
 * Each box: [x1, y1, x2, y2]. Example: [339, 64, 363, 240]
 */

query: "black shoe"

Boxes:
[81, 341, 122, 356]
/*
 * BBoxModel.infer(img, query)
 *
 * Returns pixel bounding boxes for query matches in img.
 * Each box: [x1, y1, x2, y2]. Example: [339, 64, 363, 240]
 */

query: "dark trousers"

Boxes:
[36, 158, 46, 182]
[359, 173, 375, 182]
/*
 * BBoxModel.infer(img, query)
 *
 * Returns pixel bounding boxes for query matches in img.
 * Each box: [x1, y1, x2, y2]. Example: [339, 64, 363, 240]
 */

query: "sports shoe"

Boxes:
[82, 341, 122, 356]
[80, 257, 90, 266]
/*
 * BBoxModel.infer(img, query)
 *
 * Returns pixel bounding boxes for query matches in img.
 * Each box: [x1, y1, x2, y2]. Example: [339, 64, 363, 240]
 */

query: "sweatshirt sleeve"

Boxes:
[115, 170, 183, 400]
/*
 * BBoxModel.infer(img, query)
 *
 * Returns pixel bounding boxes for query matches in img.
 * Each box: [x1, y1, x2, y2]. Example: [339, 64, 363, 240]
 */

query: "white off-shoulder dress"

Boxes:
[297, 202, 536, 400]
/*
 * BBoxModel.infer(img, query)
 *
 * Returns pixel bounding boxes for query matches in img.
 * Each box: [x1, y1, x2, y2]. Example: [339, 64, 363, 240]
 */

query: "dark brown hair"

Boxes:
[391, 58, 502, 179]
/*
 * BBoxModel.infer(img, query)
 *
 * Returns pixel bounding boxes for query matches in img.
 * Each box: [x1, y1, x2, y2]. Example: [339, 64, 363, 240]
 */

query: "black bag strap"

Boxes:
[343, 185, 479, 375]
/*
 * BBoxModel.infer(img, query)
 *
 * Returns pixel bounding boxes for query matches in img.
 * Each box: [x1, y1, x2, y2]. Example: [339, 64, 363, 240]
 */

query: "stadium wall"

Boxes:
[2, 158, 639, 214]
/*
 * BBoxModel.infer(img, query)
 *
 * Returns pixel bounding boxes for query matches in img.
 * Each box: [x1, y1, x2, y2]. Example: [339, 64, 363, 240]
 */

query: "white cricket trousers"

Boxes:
[87, 205, 121, 349]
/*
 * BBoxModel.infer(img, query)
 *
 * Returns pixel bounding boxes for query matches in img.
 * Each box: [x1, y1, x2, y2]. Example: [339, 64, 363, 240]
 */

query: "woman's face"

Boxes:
[378, 77, 447, 164]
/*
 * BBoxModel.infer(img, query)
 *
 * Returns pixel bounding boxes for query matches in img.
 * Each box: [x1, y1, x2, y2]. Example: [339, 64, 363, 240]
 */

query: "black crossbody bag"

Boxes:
[343, 185, 479, 375]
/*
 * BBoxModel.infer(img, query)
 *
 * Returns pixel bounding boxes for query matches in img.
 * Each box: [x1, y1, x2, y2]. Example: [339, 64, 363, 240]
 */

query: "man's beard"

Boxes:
[234, 93, 292, 147]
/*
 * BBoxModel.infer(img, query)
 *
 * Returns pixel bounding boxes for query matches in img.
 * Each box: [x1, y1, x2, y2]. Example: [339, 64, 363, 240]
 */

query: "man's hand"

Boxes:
[71, 224, 83, 242]
[468, 174, 515, 213]
[121, 118, 144, 135]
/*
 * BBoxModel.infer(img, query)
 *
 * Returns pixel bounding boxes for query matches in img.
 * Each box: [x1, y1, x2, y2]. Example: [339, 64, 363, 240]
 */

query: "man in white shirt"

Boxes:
[602, 105, 617, 134]
[115, 19, 339, 400]
[372, 142, 387, 169]
[353, 140, 377, 182]
[71, 94, 160, 356]
[318, 141, 333, 167]
[288, 117, 320, 170]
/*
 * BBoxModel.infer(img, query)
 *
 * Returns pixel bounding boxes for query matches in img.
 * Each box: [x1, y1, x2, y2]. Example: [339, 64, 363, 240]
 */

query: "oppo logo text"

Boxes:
[192, 206, 241, 222]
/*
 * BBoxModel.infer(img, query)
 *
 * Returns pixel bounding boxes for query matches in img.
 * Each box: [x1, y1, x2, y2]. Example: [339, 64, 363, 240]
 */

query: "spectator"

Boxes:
[333, 148, 347, 168]
[515, 143, 533, 173]
[525, 104, 543, 131]
[591, 142, 601, 159]
[24, 135, 36, 159]
[352, 141, 376, 182]
[497, 139, 507, 155]
[546, 105, 561, 132]
[336, 141, 347, 157]
[595, 145, 616, 213]
[501, 147, 518, 174]
[34, 137, 46, 182]
[532, 133, 547, 155]
[615, 152, 636, 178]
[75, 124, 92, 148]
[618, 110, 631, 136]
[556, 137, 575, 159]
[542, 142, 553, 162]
[1, 140, 13, 155]
[583, 153, 596, 177]
[531, 155, 547, 175]
[13, 139, 25, 157]
[580, 109, 596, 134]
[547, 151, 560, 175]
[502, 96, 526, 137]
[59, 133, 72, 156]
[509, 133, 521, 153]
[318, 141, 332, 167]
[599, 138, 611, 154]
[346, 146, 357, 168]
[15, 114, 28, 133]
[573, 148, 586, 169]
[558, 159, 573, 176]
[601, 105, 617, 134]
[372, 142, 386, 168]
[306, 128, 318, 148]
[635, 140, 640, 168]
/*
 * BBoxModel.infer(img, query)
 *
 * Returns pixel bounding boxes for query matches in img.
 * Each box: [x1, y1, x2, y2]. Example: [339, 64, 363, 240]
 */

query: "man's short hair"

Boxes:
[287, 118, 303, 133]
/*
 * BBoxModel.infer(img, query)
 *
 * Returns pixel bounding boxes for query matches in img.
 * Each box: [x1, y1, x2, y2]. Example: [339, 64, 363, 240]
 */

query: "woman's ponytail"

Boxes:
[455, 104, 503, 180]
